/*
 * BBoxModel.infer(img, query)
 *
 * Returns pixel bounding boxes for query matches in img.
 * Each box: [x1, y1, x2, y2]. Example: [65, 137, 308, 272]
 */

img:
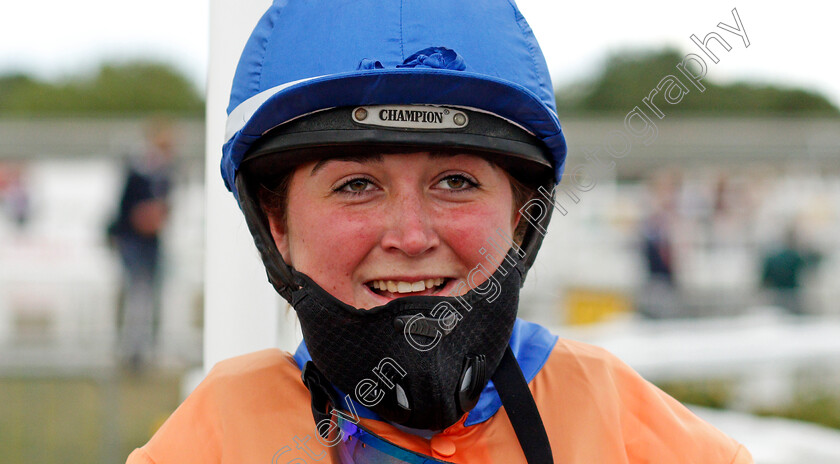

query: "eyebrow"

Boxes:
[310, 154, 384, 176]
[308, 151, 476, 176]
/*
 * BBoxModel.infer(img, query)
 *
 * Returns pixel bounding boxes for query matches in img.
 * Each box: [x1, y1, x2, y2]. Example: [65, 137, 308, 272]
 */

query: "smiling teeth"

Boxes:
[371, 278, 445, 293]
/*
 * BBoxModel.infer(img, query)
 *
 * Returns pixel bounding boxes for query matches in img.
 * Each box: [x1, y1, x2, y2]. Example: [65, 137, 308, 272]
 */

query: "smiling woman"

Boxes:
[261, 151, 520, 310]
[128, 0, 753, 463]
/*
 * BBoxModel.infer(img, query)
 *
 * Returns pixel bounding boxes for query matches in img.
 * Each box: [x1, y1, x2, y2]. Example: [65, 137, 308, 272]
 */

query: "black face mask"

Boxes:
[291, 249, 525, 431]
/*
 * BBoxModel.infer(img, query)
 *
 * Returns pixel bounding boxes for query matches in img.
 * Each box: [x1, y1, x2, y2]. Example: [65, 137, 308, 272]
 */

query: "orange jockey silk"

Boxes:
[127, 339, 752, 463]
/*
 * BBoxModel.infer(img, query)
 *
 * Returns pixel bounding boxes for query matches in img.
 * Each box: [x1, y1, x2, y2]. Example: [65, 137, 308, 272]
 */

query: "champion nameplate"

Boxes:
[352, 105, 468, 130]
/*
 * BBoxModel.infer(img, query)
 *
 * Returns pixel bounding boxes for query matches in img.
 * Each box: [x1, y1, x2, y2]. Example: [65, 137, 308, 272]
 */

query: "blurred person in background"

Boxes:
[761, 223, 822, 315]
[107, 118, 175, 371]
[0, 162, 31, 229]
[639, 170, 680, 318]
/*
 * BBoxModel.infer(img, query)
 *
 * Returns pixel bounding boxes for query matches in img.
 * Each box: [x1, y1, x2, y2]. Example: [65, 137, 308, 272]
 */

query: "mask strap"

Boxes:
[491, 345, 554, 463]
[301, 361, 343, 438]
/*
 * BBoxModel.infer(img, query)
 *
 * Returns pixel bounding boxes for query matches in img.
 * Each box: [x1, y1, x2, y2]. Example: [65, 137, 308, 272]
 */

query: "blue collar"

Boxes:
[292, 318, 557, 427]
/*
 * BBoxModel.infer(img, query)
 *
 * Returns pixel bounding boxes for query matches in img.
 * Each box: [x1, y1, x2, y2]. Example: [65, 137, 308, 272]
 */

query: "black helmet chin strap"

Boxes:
[235, 174, 297, 301]
[493, 346, 554, 463]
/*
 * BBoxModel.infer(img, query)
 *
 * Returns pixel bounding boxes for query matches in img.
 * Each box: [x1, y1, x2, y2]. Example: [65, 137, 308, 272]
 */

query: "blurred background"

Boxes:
[1, 1, 839, 463]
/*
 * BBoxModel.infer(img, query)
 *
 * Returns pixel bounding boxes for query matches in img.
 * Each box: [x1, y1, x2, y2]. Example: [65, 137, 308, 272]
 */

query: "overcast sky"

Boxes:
[3, 0, 839, 107]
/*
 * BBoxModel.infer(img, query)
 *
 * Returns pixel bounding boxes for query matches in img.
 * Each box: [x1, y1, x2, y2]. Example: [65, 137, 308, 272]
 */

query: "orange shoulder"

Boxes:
[202, 348, 305, 397]
[130, 349, 327, 464]
[530, 338, 752, 463]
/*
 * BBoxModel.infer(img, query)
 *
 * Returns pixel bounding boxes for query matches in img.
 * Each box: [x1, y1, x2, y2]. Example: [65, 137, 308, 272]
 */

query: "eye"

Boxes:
[436, 174, 478, 191]
[335, 177, 377, 194]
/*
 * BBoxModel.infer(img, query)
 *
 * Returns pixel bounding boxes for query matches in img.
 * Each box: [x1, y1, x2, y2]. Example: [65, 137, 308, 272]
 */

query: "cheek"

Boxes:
[286, 203, 380, 292]
[435, 201, 515, 269]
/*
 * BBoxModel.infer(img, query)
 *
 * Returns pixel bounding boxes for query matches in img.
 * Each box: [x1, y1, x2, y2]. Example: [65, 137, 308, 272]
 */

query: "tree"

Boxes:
[0, 62, 204, 116]
[557, 49, 839, 117]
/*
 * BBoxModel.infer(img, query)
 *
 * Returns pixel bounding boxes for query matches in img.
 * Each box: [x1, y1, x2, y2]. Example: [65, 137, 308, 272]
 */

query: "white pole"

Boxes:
[204, 0, 300, 372]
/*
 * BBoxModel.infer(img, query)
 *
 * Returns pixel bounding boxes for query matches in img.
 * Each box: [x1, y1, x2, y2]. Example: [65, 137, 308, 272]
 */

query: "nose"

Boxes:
[380, 191, 440, 257]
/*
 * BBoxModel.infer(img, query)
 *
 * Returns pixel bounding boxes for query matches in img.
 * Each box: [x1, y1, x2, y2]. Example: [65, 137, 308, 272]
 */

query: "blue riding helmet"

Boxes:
[222, 0, 567, 199]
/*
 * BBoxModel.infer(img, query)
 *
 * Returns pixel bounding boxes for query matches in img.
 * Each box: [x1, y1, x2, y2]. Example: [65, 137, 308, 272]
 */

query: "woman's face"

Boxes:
[267, 152, 520, 309]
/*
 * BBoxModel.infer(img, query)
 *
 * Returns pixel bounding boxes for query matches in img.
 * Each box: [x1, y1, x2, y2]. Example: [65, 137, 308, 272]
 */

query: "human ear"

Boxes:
[512, 210, 522, 233]
[511, 209, 525, 245]
[511, 194, 534, 246]
[266, 213, 292, 265]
